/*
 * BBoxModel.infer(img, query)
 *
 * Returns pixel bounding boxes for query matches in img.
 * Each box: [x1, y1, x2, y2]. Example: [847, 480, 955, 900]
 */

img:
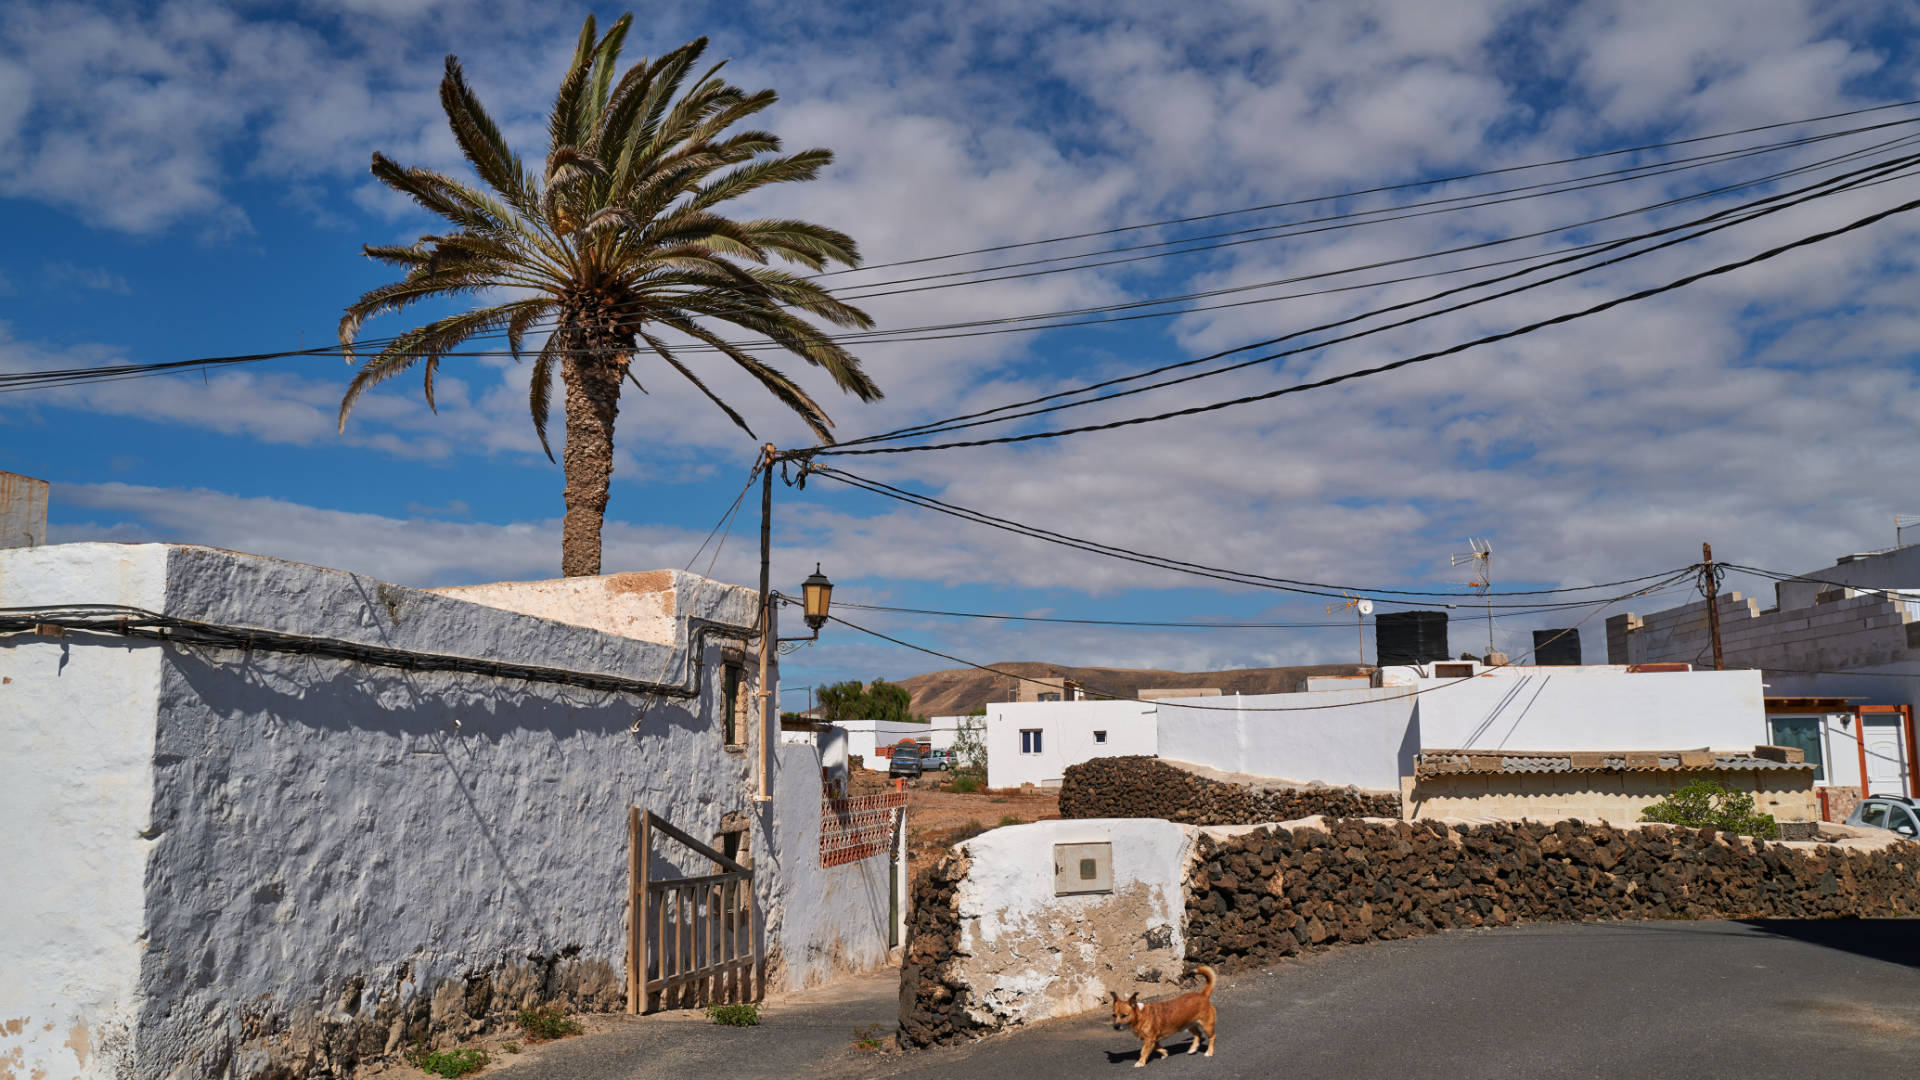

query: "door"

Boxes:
[1860, 709, 1910, 797]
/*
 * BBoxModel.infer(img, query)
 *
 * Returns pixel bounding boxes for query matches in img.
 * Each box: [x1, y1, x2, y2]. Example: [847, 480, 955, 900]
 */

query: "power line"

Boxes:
[808, 463, 1695, 606]
[834, 596, 1689, 628]
[809, 179, 1920, 457]
[809, 97, 1920, 278]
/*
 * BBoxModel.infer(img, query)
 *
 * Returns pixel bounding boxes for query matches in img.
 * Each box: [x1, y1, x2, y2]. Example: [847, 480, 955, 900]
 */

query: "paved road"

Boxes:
[483, 920, 1920, 1080]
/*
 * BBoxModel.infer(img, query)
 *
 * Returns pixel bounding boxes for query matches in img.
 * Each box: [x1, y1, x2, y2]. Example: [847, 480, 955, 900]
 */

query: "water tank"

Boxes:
[1375, 611, 1449, 665]
[1532, 628, 1582, 666]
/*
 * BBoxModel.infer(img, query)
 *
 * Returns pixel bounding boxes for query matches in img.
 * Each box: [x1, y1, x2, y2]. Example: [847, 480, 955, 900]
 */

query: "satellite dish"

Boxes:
[1357, 599, 1374, 616]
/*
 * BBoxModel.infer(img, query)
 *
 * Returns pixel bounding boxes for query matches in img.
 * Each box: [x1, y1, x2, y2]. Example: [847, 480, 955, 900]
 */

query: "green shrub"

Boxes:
[406, 1046, 489, 1077]
[947, 771, 982, 794]
[517, 1005, 584, 1042]
[996, 814, 1023, 828]
[707, 1002, 761, 1026]
[1639, 779, 1779, 839]
[852, 1023, 888, 1051]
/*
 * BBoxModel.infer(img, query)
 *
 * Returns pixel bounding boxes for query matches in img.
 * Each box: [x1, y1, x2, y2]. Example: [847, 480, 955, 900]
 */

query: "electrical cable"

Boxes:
[824, 148, 1920, 449]
[683, 465, 760, 574]
[807, 463, 1694, 605]
[811, 96, 1920, 277]
[0, 605, 759, 698]
[823, 570, 1693, 712]
[810, 179, 1920, 457]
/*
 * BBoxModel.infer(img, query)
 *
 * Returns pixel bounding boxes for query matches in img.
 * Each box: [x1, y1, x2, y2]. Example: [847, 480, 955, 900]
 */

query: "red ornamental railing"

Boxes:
[820, 790, 906, 867]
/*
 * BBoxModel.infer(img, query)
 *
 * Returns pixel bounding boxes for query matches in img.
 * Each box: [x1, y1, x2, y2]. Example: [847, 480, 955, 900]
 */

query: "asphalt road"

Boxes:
[480, 920, 1920, 1080]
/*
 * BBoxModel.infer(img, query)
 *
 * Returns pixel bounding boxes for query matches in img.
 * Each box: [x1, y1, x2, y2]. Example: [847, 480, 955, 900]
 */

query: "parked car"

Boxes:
[924, 748, 953, 771]
[1844, 795, 1920, 839]
[888, 741, 924, 779]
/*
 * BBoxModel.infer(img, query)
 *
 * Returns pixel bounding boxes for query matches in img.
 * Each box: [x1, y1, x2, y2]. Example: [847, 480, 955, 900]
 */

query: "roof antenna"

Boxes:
[1450, 538, 1494, 657]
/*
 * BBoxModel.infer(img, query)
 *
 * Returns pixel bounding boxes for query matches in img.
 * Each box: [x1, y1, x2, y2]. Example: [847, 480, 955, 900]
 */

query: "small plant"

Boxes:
[946, 771, 983, 794]
[501, 1041, 521, 1055]
[997, 814, 1023, 827]
[1640, 779, 1779, 839]
[406, 1045, 489, 1078]
[852, 1024, 888, 1052]
[707, 1001, 761, 1026]
[517, 1005, 584, 1042]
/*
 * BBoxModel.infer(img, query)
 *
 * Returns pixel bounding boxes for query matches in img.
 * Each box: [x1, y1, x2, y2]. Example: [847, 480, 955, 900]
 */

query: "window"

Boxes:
[722, 662, 743, 747]
[1037, 692, 1061, 703]
[1093, 730, 1108, 744]
[1859, 802, 1889, 829]
[1767, 715, 1824, 782]
[1021, 729, 1044, 755]
[1891, 807, 1919, 840]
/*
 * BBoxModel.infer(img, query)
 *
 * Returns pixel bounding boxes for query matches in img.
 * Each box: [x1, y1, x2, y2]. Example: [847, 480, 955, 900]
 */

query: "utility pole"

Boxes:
[1699, 541, 1725, 671]
[754, 444, 776, 802]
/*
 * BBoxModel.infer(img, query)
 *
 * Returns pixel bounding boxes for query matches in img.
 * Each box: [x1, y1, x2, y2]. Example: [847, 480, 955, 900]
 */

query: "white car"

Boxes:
[1844, 795, 1920, 840]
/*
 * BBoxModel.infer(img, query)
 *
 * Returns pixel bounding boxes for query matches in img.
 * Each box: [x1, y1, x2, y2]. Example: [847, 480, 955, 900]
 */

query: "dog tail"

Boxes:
[1196, 965, 1216, 997]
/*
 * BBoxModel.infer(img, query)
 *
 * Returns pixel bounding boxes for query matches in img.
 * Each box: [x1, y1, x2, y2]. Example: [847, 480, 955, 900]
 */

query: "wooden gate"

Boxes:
[627, 809, 758, 1014]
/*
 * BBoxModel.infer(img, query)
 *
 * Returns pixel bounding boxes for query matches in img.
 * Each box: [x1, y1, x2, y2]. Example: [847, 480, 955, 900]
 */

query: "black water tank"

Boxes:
[1532, 628, 1583, 666]
[1375, 611, 1449, 665]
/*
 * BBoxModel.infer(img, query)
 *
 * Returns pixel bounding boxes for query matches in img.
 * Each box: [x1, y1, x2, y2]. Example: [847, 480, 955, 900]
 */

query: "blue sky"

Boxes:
[4, 0, 1920, 694]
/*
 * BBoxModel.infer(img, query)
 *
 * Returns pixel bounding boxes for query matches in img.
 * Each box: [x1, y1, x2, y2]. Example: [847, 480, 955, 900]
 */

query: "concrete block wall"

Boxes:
[1610, 590, 1917, 672]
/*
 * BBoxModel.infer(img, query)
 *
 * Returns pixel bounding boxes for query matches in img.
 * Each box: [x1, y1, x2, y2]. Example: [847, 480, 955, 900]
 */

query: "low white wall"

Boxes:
[950, 818, 1196, 1027]
[984, 701, 1157, 788]
[0, 544, 170, 1079]
[1156, 689, 1415, 791]
[840, 718, 956, 767]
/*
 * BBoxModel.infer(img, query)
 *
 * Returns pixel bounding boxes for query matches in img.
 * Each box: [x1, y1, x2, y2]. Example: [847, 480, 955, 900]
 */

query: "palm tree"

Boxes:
[339, 14, 880, 577]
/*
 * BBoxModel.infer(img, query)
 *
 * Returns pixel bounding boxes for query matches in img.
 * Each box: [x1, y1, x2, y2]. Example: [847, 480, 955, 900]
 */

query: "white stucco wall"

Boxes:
[763, 745, 894, 989]
[950, 818, 1196, 1027]
[1411, 667, 1768, 752]
[1, 544, 170, 1078]
[837, 718, 956, 766]
[984, 701, 1158, 788]
[1, 543, 890, 1080]
[1156, 689, 1416, 791]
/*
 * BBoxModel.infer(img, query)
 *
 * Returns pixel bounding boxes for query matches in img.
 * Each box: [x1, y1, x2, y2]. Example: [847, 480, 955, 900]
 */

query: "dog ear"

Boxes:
[1128, 992, 1139, 1006]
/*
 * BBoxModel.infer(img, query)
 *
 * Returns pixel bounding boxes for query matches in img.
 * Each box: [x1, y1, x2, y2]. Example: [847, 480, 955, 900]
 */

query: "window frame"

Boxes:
[1020, 728, 1044, 755]
[1766, 714, 1826, 783]
[1093, 730, 1108, 744]
[721, 656, 747, 750]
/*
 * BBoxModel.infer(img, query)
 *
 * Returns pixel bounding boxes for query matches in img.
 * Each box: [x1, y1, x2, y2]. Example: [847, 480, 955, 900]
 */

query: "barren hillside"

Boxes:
[897, 661, 1372, 717]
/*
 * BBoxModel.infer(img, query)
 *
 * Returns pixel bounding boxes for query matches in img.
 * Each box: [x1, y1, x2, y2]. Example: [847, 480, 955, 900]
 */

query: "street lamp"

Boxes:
[801, 564, 833, 631]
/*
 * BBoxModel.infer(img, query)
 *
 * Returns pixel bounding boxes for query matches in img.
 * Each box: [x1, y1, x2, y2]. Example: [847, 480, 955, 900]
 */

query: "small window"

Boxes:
[722, 662, 743, 746]
[1037, 692, 1061, 703]
[1434, 663, 1475, 679]
[1768, 715, 1824, 782]
[1859, 802, 1888, 829]
[1892, 808, 1919, 840]
[1020, 729, 1043, 755]
[1093, 730, 1108, 744]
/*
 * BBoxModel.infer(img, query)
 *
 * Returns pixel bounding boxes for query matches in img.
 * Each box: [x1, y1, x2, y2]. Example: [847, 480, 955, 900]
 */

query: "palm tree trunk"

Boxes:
[560, 322, 626, 577]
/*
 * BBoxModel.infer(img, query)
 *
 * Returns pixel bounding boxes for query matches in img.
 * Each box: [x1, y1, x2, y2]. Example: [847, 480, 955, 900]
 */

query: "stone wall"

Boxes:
[1059, 756, 1401, 824]
[1185, 818, 1920, 970]
[897, 853, 978, 1049]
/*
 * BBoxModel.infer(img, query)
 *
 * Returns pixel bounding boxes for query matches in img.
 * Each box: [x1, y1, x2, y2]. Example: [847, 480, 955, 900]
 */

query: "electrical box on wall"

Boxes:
[1053, 841, 1112, 895]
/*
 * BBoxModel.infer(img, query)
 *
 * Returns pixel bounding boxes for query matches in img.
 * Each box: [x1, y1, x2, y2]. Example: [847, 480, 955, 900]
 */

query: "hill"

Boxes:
[896, 661, 1373, 717]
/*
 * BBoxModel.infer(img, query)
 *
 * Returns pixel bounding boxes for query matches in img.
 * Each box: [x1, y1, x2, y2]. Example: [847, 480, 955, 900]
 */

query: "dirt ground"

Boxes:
[847, 768, 1059, 886]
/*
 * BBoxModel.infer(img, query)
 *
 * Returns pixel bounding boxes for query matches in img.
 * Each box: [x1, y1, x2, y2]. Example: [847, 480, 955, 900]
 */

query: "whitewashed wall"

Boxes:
[838, 718, 957, 767]
[1412, 668, 1768, 752]
[0, 544, 170, 1078]
[949, 818, 1197, 1027]
[1156, 689, 1415, 790]
[984, 701, 1157, 788]
[763, 745, 893, 988]
[0, 543, 890, 1080]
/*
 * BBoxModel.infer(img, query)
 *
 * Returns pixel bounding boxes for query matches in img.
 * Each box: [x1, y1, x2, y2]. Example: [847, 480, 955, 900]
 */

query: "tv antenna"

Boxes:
[1450, 538, 1494, 655]
[1325, 595, 1374, 664]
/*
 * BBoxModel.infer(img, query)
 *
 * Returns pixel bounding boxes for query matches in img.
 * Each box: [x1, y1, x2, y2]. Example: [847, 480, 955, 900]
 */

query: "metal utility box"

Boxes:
[1053, 842, 1113, 896]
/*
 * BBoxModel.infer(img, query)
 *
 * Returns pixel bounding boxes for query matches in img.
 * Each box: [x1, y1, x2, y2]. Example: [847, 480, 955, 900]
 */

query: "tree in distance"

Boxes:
[338, 13, 880, 576]
[817, 679, 923, 726]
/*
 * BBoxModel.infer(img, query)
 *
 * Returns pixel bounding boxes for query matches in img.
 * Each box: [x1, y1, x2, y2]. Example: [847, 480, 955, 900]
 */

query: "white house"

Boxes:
[984, 699, 1158, 788]
[836, 717, 962, 769]
[1608, 540, 1920, 815]
[0, 543, 896, 1080]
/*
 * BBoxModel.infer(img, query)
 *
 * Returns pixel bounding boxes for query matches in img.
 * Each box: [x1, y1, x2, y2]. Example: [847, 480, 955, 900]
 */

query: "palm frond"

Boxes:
[440, 58, 539, 217]
[581, 14, 634, 141]
[638, 330, 757, 439]
[340, 302, 531, 428]
[656, 314, 835, 441]
[688, 149, 834, 214]
[547, 16, 599, 153]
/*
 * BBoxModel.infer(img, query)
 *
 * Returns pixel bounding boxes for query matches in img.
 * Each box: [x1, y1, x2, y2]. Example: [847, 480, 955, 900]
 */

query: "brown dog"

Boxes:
[1109, 965, 1217, 1067]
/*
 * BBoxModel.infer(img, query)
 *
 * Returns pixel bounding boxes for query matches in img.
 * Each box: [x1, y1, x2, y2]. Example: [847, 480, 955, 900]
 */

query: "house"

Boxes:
[1608, 540, 1920, 816]
[1, 543, 899, 1080]
[832, 716, 960, 769]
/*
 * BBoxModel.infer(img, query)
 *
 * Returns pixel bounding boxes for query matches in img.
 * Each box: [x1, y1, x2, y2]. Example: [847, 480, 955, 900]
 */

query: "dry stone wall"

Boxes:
[1185, 818, 1920, 970]
[1059, 756, 1400, 824]
[897, 854, 980, 1049]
